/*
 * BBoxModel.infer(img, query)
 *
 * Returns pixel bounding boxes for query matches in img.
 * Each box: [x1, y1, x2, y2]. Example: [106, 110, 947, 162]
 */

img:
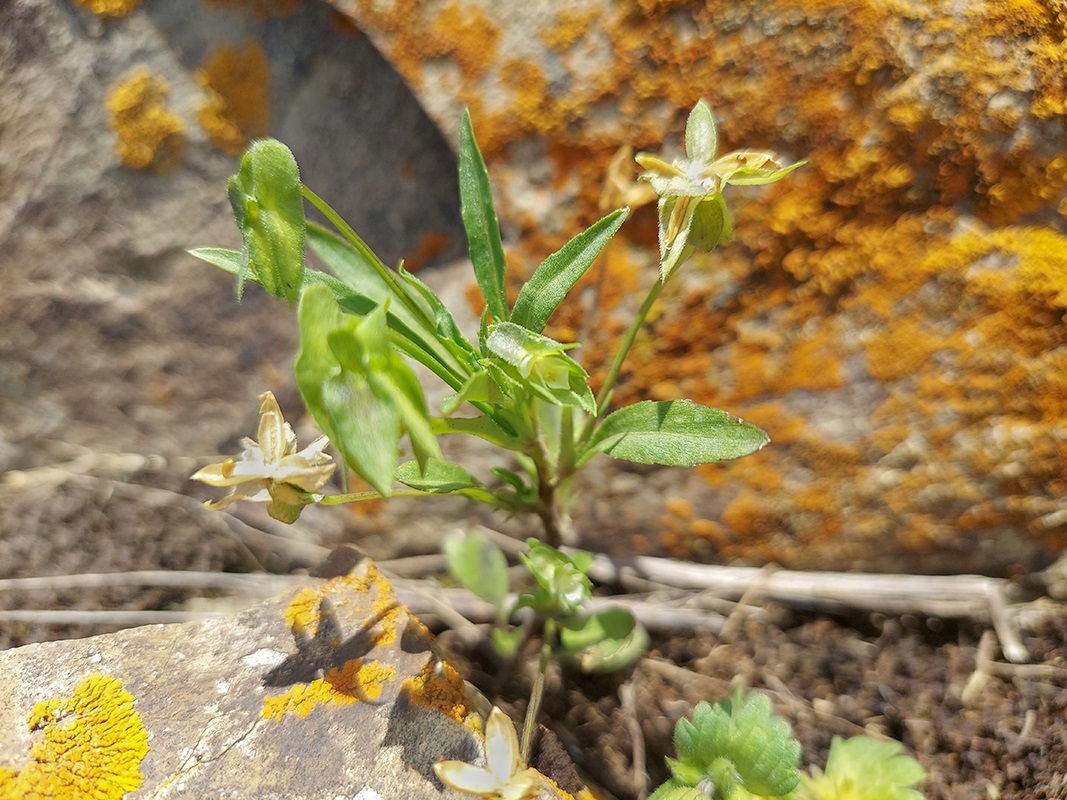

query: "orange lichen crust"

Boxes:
[0, 675, 149, 800]
[205, 0, 302, 17]
[195, 43, 271, 156]
[400, 658, 471, 725]
[106, 68, 185, 173]
[74, 0, 141, 16]
[342, 0, 1067, 571]
[262, 659, 398, 721]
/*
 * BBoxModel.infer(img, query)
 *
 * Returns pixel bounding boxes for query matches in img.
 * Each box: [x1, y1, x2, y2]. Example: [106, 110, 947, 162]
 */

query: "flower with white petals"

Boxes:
[434, 707, 541, 800]
[190, 391, 334, 523]
[636, 99, 805, 280]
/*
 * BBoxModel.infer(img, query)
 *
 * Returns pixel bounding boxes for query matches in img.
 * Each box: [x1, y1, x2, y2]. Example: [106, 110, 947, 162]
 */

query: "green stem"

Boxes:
[319, 486, 499, 505]
[302, 186, 438, 334]
[520, 617, 556, 765]
[582, 277, 665, 440]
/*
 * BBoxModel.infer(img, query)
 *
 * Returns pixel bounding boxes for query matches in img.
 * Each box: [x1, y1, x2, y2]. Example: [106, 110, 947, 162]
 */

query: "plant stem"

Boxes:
[588, 277, 665, 424]
[520, 617, 556, 765]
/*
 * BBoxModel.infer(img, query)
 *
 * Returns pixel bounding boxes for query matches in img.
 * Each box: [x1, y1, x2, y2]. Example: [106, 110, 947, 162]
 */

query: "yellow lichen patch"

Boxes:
[196, 43, 271, 156]
[400, 658, 470, 724]
[262, 659, 397, 721]
[283, 566, 403, 647]
[74, 0, 141, 16]
[0, 675, 149, 800]
[106, 68, 185, 173]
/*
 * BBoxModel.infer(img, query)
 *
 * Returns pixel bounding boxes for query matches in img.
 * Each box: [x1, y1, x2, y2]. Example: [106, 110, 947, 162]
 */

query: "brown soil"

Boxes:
[3, 475, 1063, 799]
[437, 588, 1067, 800]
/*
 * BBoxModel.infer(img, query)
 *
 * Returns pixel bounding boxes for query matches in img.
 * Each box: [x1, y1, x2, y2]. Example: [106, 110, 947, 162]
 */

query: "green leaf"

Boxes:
[431, 413, 521, 450]
[560, 608, 649, 674]
[295, 286, 442, 495]
[458, 110, 509, 323]
[685, 99, 718, 165]
[397, 265, 477, 364]
[586, 400, 769, 467]
[226, 139, 306, 305]
[671, 689, 801, 798]
[443, 529, 509, 609]
[307, 222, 466, 387]
[800, 736, 925, 800]
[511, 208, 629, 334]
[188, 246, 245, 274]
[396, 458, 484, 494]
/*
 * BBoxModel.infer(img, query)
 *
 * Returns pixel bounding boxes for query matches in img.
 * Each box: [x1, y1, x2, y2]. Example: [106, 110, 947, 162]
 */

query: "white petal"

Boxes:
[484, 707, 522, 782]
[434, 761, 502, 796]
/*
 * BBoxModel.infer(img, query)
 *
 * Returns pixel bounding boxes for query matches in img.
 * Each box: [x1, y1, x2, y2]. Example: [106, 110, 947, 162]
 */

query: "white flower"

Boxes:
[190, 391, 334, 522]
[434, 707, 542, 800]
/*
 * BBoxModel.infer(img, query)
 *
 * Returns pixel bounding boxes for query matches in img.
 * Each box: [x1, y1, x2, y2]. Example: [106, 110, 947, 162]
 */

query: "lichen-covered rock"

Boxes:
[332, 0, 1067, 573]
[0, 561, 575, 799]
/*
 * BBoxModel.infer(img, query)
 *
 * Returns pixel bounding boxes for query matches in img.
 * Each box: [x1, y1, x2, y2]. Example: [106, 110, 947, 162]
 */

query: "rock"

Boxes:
[0, 559, 574, 799]
[329, 0, 1067, 573]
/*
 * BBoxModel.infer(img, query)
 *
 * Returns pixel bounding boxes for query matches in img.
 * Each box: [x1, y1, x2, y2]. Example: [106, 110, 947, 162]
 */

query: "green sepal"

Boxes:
[486, 322, 596, 414]
[226, 139, 305, 306]
[583, 400, 769, 467]
[516, 540, 593, 617]
[511, 208, 628, 334]
[459, 109, 509, 323]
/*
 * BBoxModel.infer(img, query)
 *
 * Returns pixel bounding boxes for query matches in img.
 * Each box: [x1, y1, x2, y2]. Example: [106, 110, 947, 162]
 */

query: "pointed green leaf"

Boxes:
[684, 99, 718, 165]
[586, 400, 769, 466]
[443, 528, 509, 608]
[188, 246, 246, 275]
[397, 457, 485, 493]
[227, 139, 305, 305]
[511, 208, 628, 333]
[458, 110, 509, 323]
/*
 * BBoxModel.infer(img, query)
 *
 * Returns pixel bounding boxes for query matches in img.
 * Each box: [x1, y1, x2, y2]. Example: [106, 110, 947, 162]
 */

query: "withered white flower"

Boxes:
[434, 707, 541, 800]
[636, 99, 805, 279]
[190, 391, 334, 523]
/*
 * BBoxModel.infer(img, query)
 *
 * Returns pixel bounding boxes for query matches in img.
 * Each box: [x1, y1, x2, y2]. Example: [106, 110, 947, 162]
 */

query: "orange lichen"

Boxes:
[262, 658, 397, 721]
[106, 68, 185, 173]
[0, 675, 149, 800]
[196, 43, 271, 156]
[400, 658, 470, 724]
[341, 0, 1067, 570]
[74, 0, 141, 16]
[205, 0, 302, 16]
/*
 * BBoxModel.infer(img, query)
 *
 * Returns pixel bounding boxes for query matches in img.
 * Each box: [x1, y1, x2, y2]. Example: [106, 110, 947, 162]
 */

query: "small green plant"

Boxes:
[650, 689, 925, 800]
[182, 101, 923, 799]
[445, 530, 649, 763]
[189, 100, 798, 543]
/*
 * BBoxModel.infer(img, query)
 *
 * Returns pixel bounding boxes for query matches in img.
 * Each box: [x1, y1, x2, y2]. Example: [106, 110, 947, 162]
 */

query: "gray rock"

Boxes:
[0, 559, 572, 799]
